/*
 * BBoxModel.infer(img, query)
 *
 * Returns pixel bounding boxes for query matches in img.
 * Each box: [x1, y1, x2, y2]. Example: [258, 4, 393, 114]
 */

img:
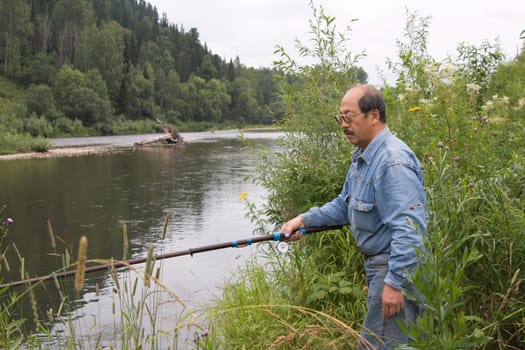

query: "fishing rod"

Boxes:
[1, 226, 342, 289]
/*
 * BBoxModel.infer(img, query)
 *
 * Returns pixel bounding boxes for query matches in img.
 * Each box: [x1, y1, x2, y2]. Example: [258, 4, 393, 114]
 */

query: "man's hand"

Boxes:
[382, 283, 404, 319]
[279, 216, 305, 241]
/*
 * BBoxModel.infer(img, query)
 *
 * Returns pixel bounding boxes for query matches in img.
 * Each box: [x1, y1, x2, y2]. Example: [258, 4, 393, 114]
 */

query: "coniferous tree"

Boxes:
[0, 0, 31, 75]
[0, 0, 290, 136]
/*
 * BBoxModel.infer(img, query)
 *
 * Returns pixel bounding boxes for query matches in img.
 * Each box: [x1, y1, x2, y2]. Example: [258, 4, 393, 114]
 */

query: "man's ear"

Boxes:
[368, 109, 381, 124]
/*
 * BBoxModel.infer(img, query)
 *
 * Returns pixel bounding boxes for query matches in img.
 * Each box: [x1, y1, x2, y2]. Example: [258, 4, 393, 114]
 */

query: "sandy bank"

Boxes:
[0, 145, 128, 161]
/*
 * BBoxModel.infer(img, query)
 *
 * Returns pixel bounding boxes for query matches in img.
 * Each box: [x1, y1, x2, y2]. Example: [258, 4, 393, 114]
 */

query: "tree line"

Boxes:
[0, 0, 301, 136]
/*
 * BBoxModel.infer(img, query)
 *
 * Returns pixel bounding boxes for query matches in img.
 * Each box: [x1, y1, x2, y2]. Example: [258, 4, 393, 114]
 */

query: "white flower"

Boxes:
[466, 83, 481, 93]
[419, 98, 431, 106]
[482, 100, 494, 111]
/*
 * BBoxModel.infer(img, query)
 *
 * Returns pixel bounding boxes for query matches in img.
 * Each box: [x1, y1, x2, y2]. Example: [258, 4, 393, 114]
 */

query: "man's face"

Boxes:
[338, 88, 376, 149]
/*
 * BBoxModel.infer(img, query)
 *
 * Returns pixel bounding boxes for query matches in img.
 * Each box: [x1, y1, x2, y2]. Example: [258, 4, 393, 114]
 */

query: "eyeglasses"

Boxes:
[334, 112, 364, 125]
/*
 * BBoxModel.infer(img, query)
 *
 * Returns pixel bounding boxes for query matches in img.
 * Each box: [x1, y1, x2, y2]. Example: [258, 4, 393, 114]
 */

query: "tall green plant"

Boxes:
[210, 7, 525, 350]
[383, 11, 525, 348]
[261, 0, 364, 221]
[211, 2, 369, 349]
[0, 208, 26, 348]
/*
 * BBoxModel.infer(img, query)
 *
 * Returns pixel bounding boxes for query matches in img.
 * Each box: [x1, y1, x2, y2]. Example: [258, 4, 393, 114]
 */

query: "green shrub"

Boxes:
[211, 6, 525, 350]
[23, 113, 54, 137]
[0, 132, 50, 155]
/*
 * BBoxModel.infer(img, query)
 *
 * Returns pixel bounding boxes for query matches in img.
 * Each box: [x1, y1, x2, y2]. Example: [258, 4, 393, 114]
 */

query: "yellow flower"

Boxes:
[408, 106, 423, 112]
[239, 192, 248, 200]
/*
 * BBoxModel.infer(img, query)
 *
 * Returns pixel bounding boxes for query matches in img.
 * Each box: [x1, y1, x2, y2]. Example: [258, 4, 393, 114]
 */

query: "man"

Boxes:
[280, 84, 427, 349]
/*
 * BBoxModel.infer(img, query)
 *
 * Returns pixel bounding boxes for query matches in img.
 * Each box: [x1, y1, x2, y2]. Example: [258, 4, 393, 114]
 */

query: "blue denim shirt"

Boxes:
[301, 127, 428, 290]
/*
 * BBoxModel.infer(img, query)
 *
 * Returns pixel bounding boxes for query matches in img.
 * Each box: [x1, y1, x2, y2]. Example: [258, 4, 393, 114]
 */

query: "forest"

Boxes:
[0, 0, 366, 153]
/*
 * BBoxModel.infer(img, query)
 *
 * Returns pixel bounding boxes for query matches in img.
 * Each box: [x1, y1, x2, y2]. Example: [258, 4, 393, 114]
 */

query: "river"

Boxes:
[0, 129, 282, 347]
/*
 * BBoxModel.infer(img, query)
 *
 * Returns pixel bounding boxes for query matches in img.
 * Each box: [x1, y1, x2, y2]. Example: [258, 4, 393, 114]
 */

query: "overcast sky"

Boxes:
[148, 0, 524, 85]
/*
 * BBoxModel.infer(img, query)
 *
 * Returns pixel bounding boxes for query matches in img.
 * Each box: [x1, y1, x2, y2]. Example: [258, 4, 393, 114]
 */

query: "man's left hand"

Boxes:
[382, 283, 404, 319]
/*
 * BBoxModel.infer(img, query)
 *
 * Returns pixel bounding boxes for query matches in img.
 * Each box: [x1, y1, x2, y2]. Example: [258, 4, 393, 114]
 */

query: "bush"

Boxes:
[23, 113, 54, 137]
[50, 116, 91, 137]
[24, 84, 56, 117]
[0, 132, 50, 155]
[210, 3, 370, 349]
[105, 116, 160, 135]
[210, 7, 525, 350]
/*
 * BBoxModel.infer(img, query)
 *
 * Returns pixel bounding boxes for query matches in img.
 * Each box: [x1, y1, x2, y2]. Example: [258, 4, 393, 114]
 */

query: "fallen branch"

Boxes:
[134, 134, 179, 146]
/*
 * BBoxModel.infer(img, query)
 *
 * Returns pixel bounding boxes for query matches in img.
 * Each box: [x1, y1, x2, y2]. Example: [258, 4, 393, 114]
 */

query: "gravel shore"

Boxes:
[0, 145, 128, 161]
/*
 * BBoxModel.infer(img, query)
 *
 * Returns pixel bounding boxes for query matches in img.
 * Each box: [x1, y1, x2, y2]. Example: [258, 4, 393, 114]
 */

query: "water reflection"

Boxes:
[0, 131, 281, 344]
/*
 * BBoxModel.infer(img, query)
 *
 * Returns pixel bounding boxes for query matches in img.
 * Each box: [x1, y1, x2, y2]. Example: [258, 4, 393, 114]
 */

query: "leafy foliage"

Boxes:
[0, 0, 292, 145]
[211, 6, 525, 350]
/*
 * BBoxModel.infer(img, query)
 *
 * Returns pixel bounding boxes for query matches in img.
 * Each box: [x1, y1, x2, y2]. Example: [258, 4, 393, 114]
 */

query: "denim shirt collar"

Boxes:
[351, 127, 391, 165]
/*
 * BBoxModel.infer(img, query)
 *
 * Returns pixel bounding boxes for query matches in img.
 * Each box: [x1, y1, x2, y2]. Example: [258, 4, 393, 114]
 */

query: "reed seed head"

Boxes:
[144, 245, 155, 288]
[47, 219, 56, 249]
[74, 236, 88, 292]
[162, 215, 169, 240]
[122, 223, 128, 261]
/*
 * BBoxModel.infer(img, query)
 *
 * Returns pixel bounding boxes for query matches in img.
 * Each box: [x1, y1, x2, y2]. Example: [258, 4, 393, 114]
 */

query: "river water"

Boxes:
[0, 129, 282, 347]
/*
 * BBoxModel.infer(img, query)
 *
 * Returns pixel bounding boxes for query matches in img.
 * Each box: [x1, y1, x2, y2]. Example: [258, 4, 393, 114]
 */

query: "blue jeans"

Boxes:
[358, 254, 423, 350]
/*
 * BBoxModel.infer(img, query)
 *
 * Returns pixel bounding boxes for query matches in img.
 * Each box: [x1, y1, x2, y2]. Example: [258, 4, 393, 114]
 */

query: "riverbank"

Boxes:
[0, 145, 129, 160]
[0, 129, 281, 161]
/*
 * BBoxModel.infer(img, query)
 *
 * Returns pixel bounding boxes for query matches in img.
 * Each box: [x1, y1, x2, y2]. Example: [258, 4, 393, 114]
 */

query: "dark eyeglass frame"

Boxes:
[334, 111, 365, 125]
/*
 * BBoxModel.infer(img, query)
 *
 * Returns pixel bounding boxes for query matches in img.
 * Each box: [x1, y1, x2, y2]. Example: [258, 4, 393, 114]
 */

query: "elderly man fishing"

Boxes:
[280, 84, 428, 349]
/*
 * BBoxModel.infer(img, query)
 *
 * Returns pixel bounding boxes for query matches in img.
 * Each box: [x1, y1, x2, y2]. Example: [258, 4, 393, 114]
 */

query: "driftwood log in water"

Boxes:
[134, 128, 184, 147]
[134, 134, 179, 146]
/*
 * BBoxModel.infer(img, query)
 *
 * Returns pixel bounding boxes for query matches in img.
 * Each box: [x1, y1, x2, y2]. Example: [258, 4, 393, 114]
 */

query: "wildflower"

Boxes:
[481, 115, 488, 122]
[6, 218, 13, 224]
[239, 192, 248, 200]
[408, 106, 423, 112]
[474, 127, 478, 133]
[202, 328, 209, 337]
[482, 100, 494, 111]
[466, 83, 481, 93]
[453, 156, 460, 162]
[423, 64, 437, 77]
[419, 98, 431, 106]
[409, 204, 415, 210]
[442, 62, 456, 76]
[468, 182, 474, 188]
[438, 140, 444, 148]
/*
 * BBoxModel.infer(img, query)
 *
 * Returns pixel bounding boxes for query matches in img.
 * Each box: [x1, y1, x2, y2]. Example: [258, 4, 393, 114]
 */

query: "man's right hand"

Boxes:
[279, 216, 305, 241]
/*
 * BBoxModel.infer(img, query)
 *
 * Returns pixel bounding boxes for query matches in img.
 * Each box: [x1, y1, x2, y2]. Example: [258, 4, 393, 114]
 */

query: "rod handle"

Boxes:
[300, 225, 343, 235]
[277, 225, 343, 241]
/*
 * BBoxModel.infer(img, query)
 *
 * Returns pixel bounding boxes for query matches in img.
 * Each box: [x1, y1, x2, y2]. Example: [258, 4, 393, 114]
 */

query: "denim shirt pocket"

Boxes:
[349, 198, 381, 233]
